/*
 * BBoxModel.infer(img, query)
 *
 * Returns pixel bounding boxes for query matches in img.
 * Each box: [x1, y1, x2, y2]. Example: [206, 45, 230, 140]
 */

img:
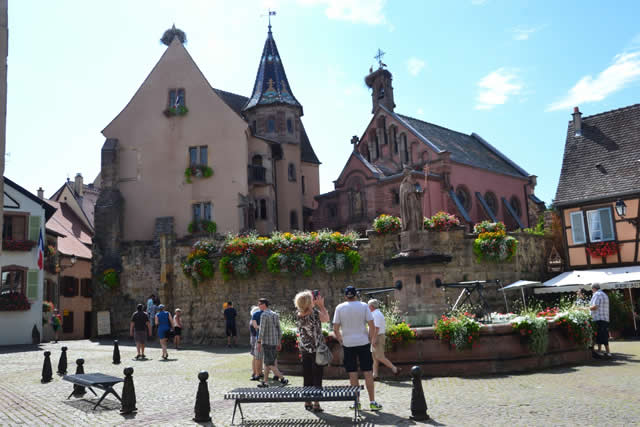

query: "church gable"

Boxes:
[334, 152, 380, 189]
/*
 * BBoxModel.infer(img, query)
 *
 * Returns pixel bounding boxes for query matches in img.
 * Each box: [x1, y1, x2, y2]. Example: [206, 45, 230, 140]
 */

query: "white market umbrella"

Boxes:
[500, 280, 542, 311]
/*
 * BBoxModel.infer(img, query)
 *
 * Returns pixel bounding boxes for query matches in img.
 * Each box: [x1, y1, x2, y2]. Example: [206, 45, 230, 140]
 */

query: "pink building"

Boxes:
[315, 66, 543, 232]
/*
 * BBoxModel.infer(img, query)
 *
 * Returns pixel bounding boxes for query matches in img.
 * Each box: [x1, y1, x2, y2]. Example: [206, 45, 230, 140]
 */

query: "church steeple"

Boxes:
[365, 51, 395, 114]
[243, 27, 302, 115]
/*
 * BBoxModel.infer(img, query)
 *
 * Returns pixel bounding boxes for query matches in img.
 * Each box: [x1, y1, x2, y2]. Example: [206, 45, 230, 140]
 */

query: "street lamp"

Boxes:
[615, 199, 639, 227]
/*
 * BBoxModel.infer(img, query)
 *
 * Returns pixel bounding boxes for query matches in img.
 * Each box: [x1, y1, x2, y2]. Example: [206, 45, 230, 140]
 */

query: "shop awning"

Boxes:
[534, 266, 640, 294]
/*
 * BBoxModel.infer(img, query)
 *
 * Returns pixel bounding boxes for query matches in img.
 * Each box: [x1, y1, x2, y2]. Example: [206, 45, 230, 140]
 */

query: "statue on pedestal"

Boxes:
[400, 166, 424, 232]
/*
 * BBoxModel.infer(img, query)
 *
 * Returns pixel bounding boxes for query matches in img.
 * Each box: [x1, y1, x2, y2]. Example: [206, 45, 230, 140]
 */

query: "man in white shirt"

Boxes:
[333, 286, 382, 411]
[368, 299, 399, 378]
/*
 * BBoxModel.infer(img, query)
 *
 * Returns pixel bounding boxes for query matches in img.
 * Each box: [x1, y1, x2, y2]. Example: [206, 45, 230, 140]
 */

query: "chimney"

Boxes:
[74, 173, 84, 197]
[37, 187, 44, 199]
[572, 106, 582, 137]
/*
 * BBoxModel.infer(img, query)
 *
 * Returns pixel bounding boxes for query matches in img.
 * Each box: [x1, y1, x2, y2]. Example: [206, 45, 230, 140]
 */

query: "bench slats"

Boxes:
[224, 386, 362, 401]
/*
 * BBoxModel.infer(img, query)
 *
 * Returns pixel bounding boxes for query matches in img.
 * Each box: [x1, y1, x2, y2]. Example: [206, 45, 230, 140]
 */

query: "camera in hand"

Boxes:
[313, 290, 320, 298]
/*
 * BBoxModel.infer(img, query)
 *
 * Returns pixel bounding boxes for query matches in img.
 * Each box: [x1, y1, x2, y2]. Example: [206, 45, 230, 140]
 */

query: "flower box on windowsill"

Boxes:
[586, 241, 619, 258]
[188, 220, 217, 235]
[0, 292, 31, 311]
[163, 105, 189, 117]
[2, 239, 37, 251]
[185, 165, 213, 183]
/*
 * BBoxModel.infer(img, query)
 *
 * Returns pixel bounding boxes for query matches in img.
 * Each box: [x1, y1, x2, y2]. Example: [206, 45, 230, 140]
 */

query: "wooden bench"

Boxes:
[62, 373, 123, 410]
[224, 385, 363, 425]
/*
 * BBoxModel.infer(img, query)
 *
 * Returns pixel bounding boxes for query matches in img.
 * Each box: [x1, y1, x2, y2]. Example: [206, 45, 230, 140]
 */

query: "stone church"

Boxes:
[95, 25, 320, 254]
[314, 64, 544, 233]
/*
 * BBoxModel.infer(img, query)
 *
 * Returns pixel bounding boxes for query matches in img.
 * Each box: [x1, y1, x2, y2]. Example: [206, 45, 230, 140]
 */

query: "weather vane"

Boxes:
[262, 9, 276, 32]
[374, 48, 387, 68]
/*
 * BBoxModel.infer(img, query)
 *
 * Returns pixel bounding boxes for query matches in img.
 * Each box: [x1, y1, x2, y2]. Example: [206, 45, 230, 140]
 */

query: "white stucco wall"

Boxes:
[0, 182, 44, 346]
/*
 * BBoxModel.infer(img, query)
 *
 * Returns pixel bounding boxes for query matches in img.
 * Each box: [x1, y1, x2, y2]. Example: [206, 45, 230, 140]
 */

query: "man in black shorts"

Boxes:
[224, 301, 238, 347]
[333, 286, 382, 411]
[130, 304, 151, 359]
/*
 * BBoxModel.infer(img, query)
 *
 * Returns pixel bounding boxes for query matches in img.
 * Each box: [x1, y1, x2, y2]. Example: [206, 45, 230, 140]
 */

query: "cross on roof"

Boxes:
[374, 49, 386, 68]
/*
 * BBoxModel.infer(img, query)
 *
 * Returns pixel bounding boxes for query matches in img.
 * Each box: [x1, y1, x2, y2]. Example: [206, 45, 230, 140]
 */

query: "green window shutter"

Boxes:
[27, 270, 39, 300]
[28, 216, 41, 241]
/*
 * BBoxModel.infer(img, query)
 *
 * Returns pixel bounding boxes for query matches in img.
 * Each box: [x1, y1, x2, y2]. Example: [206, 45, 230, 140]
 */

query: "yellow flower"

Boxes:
[331, 232, 342, 237]
[283, 232, 293, 239]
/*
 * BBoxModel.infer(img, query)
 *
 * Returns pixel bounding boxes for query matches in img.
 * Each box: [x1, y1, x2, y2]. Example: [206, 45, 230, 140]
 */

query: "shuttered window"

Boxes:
[26, 270, 39, 300]
[28, 216, 41, 241]
[587, 208, 615, 242]
[570, 212, 586, 244]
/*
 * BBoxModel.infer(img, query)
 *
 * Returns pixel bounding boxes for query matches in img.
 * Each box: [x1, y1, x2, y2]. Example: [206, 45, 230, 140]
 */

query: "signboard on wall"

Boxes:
[96, 311, 111, 336]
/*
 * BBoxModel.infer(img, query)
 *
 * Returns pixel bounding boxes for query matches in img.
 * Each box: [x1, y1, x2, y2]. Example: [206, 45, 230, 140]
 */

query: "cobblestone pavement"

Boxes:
[1, 339, 639, 426]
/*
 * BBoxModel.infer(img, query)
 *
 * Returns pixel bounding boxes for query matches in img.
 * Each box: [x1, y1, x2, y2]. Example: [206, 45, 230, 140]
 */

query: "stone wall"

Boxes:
[93, 228, 550, 344]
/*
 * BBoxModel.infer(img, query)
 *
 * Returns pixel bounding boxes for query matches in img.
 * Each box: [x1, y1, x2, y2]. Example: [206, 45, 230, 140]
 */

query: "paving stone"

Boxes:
[0, 339, 639, 426]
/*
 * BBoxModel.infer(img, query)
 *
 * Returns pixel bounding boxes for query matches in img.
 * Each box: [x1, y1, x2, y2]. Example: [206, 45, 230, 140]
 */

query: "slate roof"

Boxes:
[395, 113, 529, 178]
[243, 29, 302, 112]
[213, 88, 319, 165]
[554, 104, 640, 206]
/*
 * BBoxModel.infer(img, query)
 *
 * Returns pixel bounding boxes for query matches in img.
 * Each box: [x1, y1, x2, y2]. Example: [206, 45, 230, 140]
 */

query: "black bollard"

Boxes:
[120, 367, 137, 414]
[41, 351, 53, 383]
[193, 371, 212, 422]
[113, 340, 121, 365]
[72, 359, 86, 396]
[57, 346, 68, 375]
[409, 366, 429, 421]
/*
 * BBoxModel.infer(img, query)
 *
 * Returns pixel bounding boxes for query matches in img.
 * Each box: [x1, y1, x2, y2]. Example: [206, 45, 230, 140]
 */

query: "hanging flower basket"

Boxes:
[472, 221, 518, 262]
[586, 241, 619, 258]
[102, 269, 119, 289]
[182, 240, 217, 286]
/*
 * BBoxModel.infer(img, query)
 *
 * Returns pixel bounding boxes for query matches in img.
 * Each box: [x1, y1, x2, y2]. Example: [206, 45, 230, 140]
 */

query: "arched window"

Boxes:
[267, 117, 275, 133]
[400, 133, 409, 164]
[290, 210, 299, 230]
[421, 151, 430, 164]
[484, 191, 498, 215]
[456, 185, 472, 212]
[378, 116, 388, 145]
[378, 85, 385, 99]
[391, 126, 398, 153]
[510, 196, 522, 218]
[252, 154, 263, 166]
[288, 163, 297, 181]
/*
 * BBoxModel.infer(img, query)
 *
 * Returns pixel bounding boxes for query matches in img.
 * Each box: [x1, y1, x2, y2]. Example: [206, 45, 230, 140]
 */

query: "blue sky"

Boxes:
[5, 0, 640, 206]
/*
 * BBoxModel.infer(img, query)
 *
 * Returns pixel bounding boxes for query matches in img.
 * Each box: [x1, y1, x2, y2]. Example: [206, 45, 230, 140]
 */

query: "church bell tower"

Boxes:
[365, 65, 395, 114]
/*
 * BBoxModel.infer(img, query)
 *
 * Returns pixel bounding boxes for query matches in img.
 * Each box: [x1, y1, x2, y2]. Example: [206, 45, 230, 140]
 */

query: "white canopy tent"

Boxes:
[535, 266, 640, 331]
[500, 280, 542, 311]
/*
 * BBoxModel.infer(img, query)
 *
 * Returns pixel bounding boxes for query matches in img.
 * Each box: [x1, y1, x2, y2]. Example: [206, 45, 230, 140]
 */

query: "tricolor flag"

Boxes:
[37, 229, 44, 270]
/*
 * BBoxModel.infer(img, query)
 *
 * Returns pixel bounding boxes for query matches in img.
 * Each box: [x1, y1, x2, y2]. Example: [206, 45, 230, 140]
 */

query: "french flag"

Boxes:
[37, 229, 44, 270]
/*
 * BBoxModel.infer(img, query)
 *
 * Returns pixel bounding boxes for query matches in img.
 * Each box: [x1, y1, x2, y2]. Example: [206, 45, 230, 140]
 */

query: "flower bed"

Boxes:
[472, 221, 518, 262]
[182, 240, 217, 286]
[424, 211, 460, 231]
[511, 315, 549, 355]
[0, 292, 31, 311]
[586, 241, 619, 258]
[434, 313, 482, 351]
[373, 214, 401, 234]
[185, 165, 213, 183]
[2, 240, 37, 251]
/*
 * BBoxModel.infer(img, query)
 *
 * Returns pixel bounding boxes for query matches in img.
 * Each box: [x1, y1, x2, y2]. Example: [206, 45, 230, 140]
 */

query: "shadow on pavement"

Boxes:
[63, 397, 120, 412]
[0, 344, 45, 354]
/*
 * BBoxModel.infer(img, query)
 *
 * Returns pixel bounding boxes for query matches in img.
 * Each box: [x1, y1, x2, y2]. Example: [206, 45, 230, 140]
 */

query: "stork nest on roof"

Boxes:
[161, 26, 187, 46]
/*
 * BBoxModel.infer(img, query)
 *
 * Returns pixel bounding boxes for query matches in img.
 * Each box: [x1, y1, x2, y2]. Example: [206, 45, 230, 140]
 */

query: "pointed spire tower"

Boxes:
[243, 23, 303, 143]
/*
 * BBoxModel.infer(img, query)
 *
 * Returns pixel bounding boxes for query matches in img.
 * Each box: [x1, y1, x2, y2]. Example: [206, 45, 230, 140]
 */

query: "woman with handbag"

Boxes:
[294, 290, 330, 412]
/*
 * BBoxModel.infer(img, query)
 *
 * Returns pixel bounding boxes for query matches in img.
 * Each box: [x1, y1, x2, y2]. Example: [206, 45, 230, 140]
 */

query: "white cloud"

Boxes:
[511, 26, 543, 41]
[417, 108, 424, 116]
[407, 57, 425, 76]
[475, 68, 522, 110]
[298, 0, 386, 25]
[547, 51, 640, 111]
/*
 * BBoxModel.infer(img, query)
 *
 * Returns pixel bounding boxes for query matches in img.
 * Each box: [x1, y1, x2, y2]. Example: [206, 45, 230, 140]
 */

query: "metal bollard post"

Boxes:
[409, 366, 429, 421]
[193, 371, 212, 422]
[120, 367, 137, 414]
[41, 351, 53, 383]
[72, 359, 86, 396]
[113, 340, 121, 365]
[57, 346, 68, 375]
